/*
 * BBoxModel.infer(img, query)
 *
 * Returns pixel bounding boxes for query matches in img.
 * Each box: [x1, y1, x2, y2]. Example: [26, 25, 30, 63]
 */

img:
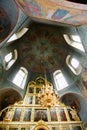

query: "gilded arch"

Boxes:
[33, 120, 50, 130]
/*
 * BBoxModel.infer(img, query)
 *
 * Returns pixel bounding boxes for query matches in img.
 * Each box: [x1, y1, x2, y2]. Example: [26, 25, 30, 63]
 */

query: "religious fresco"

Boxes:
[36, 88, 41, 93]
[61, 93, 80, 112]
[52, 9, 69, 20]
[50, 109, 58, 121]
[77, 67, 87, 100]
[13, 108, 22, 121]
[25, 96, 33, 104]
[0, 8, 11, 43]
[18, 23, 69, 73]
[0, 0, 19, 46]
[29, 87, 34, 93]
[0, 89, 22, 110]
[59, 109, 67, 121]
[34, 109, 48, 121]
[16, 0, 87, 25]
[23, 108, 31, 121]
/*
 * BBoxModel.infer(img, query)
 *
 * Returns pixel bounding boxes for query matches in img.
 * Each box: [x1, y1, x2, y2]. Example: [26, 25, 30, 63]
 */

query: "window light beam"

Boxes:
[54, 70, 68, 91]
[63, 34, 85, 52]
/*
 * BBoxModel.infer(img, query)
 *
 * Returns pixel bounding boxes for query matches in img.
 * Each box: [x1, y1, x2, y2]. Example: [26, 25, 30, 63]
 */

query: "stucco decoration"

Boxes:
[16, 0, 87, 25]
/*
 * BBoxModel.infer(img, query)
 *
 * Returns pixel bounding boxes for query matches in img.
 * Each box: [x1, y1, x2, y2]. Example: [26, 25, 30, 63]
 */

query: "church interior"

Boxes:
[0, 0, 87, 130]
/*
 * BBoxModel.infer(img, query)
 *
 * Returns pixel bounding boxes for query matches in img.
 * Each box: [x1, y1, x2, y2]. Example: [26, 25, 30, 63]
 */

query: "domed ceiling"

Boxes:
[18, 23, 70, 75]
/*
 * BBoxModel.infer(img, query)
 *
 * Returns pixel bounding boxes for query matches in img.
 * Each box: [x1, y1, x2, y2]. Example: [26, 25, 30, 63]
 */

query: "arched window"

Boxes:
[4, 49, 18, 70]
[53, 70, 68, 91]
[13, 67, 28, 89]
[63, 34, 85, 52]
[66, 55, 82, 75]
[7, 28, 28, 43]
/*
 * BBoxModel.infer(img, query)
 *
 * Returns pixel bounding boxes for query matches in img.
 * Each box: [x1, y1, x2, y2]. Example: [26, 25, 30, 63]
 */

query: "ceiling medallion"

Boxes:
[36, 80, 60, 108]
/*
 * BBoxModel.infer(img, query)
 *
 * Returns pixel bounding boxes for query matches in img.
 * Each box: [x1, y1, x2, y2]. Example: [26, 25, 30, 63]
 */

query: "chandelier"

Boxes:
[36, 80, 60, 108]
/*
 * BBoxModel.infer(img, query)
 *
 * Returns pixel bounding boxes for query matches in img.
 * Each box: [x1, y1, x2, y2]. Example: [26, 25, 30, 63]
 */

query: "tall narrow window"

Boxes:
[4, 49, 18, 70]
[71, 57, 79, 69]
[13, 67, 28, 89]
[66, 55, 82, 75]
[71, 35, 81, 43]
[63, 34, 85, 52]
[7, 28, 28, 43]
[53, 70, 68, 91]
[5, 52, 13, 63]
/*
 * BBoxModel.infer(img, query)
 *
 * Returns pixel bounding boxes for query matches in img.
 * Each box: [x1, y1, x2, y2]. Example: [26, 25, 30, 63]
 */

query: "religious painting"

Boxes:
[61, 94, 80, 112]
[23, 108, 31, 121]
[34, 109, 48, 121]
[52, 9, 69, 20]
[17, 0, 44, 16]
[28, 87, 34, 93]
[26, 96, 33, 105]
[21, 128, 30, 130]
[68, 109, 75, 121]
[72, 126, 82, 130]
[58, 109, 67, 121]
[36, 88, 41, 93]
[52, 127, 59, 130]
[4, 111, 12, 121]
[35, 96, 39, 104]
[12, 108, 21, 121]
[50, 109, 58, 121]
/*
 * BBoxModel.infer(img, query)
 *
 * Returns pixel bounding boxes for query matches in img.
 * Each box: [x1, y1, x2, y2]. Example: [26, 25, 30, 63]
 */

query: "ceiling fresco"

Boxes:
[18, 23, 69, 73]
[16, 0, 87, 25]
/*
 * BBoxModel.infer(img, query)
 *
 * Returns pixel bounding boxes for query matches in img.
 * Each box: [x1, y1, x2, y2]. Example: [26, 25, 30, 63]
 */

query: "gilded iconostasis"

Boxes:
[0, 0, 87, 130]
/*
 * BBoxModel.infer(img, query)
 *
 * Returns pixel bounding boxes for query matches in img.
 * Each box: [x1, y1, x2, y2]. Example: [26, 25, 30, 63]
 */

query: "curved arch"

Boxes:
[33, 120, 50, 130]
[0, 88, 22, 110]
[60, 92, 82, 112]
[66, 55, 82, 75]
[0, 0, 20, 47]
